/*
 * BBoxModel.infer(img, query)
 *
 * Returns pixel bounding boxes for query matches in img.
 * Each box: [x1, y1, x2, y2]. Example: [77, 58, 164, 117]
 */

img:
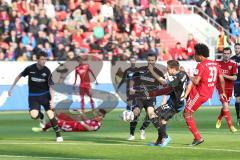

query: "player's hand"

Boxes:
[220, 93, 227, 101]
[148, 64, 154, 72]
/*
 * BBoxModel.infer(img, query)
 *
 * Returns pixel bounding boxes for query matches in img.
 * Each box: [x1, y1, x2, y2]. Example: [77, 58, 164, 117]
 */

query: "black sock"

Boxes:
[235, 103, 240, 119]
[161, 124, 167, 138]
[151, 117, 160, 129]
[140, 117, 151, 130]
[38, 111, 44, 120]
[50, 117, 61, 137]
[130, 116, 138, 135]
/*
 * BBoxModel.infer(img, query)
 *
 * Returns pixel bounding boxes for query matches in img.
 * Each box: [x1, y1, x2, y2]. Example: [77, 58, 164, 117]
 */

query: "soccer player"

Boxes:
[148, 60, 190, 147]
[183, 43, 226, 146]
[32, 109, 106, 132]
[8, 51, 63, 142]
[231, 43, 240, 125]
[129, 53, 164, 140]
[117, 57, 151, 140]
[216, 47, 237, 132]
[73, 57, 98, 113]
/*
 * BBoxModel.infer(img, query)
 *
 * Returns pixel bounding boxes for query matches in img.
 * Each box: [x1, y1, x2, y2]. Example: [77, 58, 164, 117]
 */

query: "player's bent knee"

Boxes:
[133, 108, 140, 117]
[30, 110, 39, 119]
[46, 110, 55, 119]
[183, 109, 192, 119]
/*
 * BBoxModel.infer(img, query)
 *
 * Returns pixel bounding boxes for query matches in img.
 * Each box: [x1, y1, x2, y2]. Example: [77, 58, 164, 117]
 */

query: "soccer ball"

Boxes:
[122, 110, 134, 122]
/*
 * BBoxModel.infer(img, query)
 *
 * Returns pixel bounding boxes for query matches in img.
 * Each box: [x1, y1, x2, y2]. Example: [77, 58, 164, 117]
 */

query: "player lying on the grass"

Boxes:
[216, 47, 237, 132]
[8, 51, 63, 142]
[32, 109, 106, 132]
[147, 60, 191, 147]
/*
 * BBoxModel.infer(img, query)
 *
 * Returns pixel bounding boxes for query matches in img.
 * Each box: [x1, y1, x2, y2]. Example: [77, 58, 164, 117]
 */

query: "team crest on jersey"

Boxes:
[41, 73, 47, 77]
[228, 66, 232, 70]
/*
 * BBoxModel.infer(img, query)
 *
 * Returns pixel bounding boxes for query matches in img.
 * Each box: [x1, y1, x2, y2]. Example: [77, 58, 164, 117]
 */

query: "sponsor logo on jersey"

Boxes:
[41, 73, 47, 77]
[140, 75, 155, 82]
[228, 66, 232, 70]
[31, 77, 46, 82]
[30, 72, 35, 74]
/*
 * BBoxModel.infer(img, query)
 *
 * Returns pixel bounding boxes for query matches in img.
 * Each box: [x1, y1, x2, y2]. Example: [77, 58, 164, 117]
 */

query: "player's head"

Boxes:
[147, 53, 157, 66]
[129, 57, 136, 67]
[36, 51, 48, 67]
[234, 43, 240, 55]
[194, 43, 209, 62]
[167, 60, 180, 76]
[222, 47, 232, 61]
[94, 109, 106, 121]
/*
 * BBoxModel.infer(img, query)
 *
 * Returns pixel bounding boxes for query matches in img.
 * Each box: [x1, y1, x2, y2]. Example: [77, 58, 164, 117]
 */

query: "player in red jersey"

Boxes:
[74, 57, 98, 113]
[32, 109, 106, 132]
[215, 47, 238, 132]
[183, 43, 226, 146]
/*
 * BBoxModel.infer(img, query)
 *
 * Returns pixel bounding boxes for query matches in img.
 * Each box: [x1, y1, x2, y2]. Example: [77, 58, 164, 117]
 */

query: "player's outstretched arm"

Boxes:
[89, 69, 98, 85]
[219, 74, 227, 98]
[184, 81, 193, 99]
[223, 74, 237, 81]
[49, 85, 55, 109]
[148, 65, 166, 85]
[8, 74, 22, 96]
[80, 121, 96, 131]
[73, 69, 78, 85]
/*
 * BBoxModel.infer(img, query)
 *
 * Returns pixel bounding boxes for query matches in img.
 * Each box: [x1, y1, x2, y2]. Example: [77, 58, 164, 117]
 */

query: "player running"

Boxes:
[183, 43, 226, 146]
[129, 53, 165, 140]
[8, 51, 63, 142]
[74, 57, 98, 113]
[216, 47, 237, 132]
[231, 43, 240, 125]
[32, 109, 106, 132]
[117, 57, 151, 140]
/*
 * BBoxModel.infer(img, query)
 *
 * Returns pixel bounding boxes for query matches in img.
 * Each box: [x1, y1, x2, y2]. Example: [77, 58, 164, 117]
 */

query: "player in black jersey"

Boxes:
[148, 60, 190, 147]
[117, 57, 151, 140]
[231, 43, 240, 125]
[129, 54, 165, 140]
[8, 51, 63, 142]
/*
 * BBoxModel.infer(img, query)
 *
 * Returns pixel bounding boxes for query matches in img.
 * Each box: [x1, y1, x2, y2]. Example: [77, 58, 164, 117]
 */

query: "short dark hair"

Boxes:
[98, 109, 107, 116]
[36, 51, 48, 59]
[194, 43, 209, 58]
[147, 53, 157, 60]
[167, 60, 180, 70]
[223, 47, 232, 54]
[235, 43, 240, 47]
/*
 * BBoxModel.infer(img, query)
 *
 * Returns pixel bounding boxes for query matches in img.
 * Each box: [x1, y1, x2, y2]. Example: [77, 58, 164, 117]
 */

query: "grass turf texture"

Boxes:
[0, 107, 240, 160]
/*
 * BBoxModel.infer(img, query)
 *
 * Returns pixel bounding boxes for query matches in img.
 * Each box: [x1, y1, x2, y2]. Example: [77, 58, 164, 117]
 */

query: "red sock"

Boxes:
[184, 111, 201, 140]
[90, 98, 95, 110]
[223, 109, 233, 128]
[43, 122, 52, 131]
[217, 108, 224, 121]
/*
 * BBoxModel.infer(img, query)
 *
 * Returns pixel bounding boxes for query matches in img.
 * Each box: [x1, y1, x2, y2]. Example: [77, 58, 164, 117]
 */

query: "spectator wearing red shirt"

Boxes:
[186, 33, 197, 58]
[170, 42, 188, 60]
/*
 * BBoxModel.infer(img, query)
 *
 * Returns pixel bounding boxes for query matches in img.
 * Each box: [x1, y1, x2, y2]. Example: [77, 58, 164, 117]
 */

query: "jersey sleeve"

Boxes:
[194, 63, 204, 77]
[233, 62, 238, 75]
[20, 66, 30, 77]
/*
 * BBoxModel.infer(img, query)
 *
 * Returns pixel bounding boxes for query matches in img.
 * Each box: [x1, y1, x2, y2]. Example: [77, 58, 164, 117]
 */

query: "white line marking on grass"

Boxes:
[0, 154, 105, 160]
[1, 142, 240, 153]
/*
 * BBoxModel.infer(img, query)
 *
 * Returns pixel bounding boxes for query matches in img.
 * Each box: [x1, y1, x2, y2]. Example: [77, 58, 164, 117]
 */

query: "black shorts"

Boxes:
[28, 93, 51, 111]
[134, 98, 156, 110]
[234, 83, 240, 97]
[155, 103, 176, 121]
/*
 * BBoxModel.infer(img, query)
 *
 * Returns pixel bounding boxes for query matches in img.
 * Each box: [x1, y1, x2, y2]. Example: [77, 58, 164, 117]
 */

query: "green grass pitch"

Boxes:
[0, 107, 240, 160]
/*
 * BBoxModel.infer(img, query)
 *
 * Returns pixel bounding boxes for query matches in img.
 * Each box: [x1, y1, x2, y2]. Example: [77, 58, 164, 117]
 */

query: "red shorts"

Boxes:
[80, 86, 91, 96]
[217, 89, 233, 104]
[185, 87, 209, 113]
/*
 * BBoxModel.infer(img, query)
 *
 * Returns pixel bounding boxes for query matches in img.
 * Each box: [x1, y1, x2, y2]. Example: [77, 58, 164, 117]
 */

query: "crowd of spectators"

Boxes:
[0, 0, 197, 61]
